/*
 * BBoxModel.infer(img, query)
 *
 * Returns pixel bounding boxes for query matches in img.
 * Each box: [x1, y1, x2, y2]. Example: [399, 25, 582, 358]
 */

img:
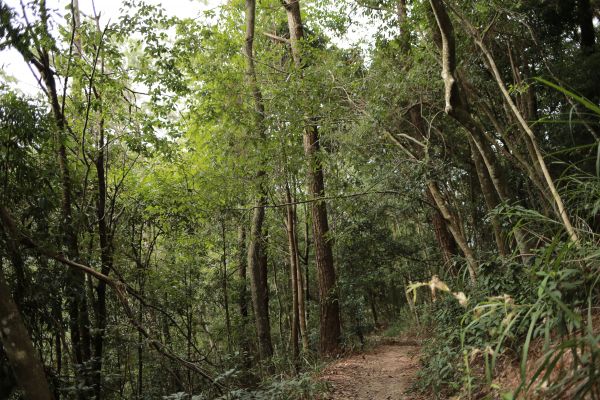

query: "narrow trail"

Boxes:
[321, 340, 425, 400]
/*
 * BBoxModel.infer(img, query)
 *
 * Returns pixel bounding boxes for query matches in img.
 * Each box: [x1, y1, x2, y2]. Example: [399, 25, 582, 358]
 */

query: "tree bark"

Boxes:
[93, 119, 111, 399]
[283, 0, 341, 356]
[468, 137, 509, 257]
[9, 1, 93, 391]
[427, 181, 478, 282]
[425, 188, 459, 265]
[221, 220, 232, 352]
[293, 197, 309, 353]
[244, 0, 274, 364]
[285, 183, 300, 363]
[247, 197, 273, 362]
[237, 225, 252, 370]
[0, 214, 54, 400]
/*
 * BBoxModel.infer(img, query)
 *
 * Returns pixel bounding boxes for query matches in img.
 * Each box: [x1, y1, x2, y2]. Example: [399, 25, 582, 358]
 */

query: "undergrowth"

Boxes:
[406, 80, 600, 400]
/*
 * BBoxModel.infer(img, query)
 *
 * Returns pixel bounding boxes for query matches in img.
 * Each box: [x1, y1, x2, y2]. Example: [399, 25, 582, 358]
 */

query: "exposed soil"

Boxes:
[321, 340, 425, 400]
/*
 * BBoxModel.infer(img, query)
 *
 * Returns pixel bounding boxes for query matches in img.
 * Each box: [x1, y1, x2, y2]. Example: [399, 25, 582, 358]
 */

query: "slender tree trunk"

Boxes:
[427, 181, 478, 282]
[368, 290, 379, 328]
[285, 183, 300, 363]
[468, 137, 509, 256]
[16, 2, 93, 393]
[396, 0, 471, 269]
[247, 197, 273, 362]
[271, 249, 287, 351]
[244, 0, 274, 364]
[293, 195, 309, 352]
[221, 220, 232, 352]
[93, 119, 111, 400]
[52, 296, 62, 400]
[428, 0, 536, 259]
[302, 204, 310, 323]
[136, 278, 144, 400]
[284, 0, 341, 356]
[425, 188, 459, 265]
[237, 225, 252, 372]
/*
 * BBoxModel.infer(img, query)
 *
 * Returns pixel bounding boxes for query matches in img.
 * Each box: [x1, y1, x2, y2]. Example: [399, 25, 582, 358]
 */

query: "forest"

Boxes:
[0, 0, 599, 399]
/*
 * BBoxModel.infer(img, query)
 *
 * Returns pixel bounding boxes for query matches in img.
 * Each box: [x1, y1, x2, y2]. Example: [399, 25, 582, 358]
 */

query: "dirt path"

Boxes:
[321, 341, 423, 400]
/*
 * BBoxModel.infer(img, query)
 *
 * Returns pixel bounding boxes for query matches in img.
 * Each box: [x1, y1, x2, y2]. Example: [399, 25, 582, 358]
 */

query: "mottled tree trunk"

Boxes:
[221, 220, 232, 352]
[436, 0, 579, 244]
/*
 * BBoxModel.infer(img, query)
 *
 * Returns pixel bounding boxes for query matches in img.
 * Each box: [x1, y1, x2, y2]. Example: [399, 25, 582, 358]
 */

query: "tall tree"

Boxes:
[283, 0, 341, 355]
[244, 0, 274, 363]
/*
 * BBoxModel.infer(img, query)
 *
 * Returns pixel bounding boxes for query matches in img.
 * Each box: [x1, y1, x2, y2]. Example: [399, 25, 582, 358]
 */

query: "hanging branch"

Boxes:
[441, 0, 579, 244]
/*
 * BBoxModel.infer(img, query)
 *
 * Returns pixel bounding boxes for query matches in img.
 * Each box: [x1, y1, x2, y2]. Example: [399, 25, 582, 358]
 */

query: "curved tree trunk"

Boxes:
[428, 0, 535, 258]
[426, 188, 459, 266]
[468, 137, 509, 257]
[427, 181, 478, 282]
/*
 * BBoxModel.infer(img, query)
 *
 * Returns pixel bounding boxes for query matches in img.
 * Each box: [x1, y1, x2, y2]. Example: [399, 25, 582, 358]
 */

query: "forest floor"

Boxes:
[320, 338, 426, 400]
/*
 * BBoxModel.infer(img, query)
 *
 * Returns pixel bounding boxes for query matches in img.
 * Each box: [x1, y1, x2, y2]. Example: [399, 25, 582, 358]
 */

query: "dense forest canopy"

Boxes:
[1, 0, 599, 399]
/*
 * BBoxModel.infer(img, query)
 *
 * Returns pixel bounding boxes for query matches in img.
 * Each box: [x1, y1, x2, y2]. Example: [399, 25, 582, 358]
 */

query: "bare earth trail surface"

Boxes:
[321, 339, 426, 400]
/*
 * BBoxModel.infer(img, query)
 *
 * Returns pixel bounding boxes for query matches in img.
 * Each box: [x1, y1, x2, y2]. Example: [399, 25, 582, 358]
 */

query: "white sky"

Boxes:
[1, 0, 221, 95]
[1, 0, 378, 96]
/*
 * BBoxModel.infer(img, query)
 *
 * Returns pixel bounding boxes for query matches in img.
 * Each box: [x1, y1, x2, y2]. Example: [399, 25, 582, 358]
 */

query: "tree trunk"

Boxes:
[93, 119, 111, 399]
[247, 197, 273, 362]
[468, 137, 509, 256]
[302, 204, 310, 323]
[428, 0, 536, 258]
[0, 249, 54, 400]
[426, 188, 459, 265]
[136, 280, 144, 400]
[244, 0, 274, 364]
[14, 2, 93, 392]
[293, 196, 309, 352]
[427, 181, 478, 282]
[284, 0, 341, 356]
[237, 225, 252, 371]
[285, 183, 300, 363]
[221, 220, 232, 352]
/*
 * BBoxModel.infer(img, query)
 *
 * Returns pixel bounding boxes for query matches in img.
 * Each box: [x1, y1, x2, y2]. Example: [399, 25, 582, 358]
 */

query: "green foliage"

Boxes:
[1, 0, 600, 398]
[214, 372, 326, 400]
